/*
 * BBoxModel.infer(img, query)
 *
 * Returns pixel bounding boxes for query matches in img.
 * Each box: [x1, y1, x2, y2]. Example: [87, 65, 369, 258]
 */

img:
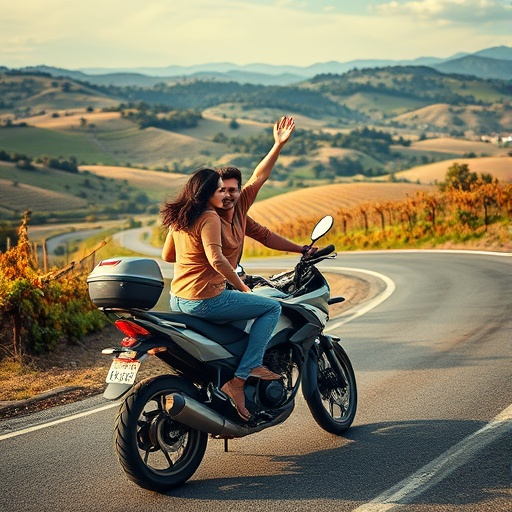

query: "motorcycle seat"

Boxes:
[149, 311, 247, 345]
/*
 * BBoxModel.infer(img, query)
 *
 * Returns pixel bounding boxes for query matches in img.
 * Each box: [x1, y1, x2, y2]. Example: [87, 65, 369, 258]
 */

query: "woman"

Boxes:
[160, 168, 282, 421]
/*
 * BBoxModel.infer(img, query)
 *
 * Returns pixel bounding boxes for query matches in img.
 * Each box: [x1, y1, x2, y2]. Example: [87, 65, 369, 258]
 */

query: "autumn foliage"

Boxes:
[0, 211, 107, 361]
[244, 163, 512, 255]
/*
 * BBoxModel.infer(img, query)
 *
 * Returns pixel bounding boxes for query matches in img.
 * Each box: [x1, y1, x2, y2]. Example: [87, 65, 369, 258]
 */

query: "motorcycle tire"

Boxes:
[114, 375, 208, 492]
[302, 341, 357, 435]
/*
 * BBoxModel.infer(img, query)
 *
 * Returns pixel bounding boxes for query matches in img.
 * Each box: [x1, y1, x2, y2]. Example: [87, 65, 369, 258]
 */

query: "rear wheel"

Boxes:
[114, 375, 208, 492]
[303, 341, 357, 435]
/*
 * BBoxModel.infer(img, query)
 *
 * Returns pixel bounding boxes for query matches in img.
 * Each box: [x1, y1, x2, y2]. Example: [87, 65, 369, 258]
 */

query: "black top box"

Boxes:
[87, 257, 164, 310]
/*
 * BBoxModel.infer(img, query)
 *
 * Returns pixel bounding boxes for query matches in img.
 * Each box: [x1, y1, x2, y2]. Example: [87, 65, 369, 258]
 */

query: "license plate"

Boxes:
[106, 358, 140, 385]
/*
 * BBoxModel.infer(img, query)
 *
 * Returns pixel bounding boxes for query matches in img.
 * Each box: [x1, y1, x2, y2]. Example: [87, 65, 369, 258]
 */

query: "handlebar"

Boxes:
[304, 244, 335, 262]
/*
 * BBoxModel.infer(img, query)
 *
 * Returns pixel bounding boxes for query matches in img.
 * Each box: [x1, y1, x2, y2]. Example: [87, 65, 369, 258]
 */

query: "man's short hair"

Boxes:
[216, 166, 242, 189]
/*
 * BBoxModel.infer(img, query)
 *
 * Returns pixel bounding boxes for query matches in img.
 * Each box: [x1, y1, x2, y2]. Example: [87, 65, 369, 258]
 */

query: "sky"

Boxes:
[1, 0, 511, 70]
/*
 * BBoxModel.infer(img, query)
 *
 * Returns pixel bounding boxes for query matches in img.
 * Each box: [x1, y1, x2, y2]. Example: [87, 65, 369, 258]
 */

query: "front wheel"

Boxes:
[114, 375, 208, 492]
[302, 340, 357, 435]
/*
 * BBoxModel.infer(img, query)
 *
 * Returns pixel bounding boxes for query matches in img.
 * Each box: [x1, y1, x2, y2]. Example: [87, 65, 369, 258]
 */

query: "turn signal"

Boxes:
[148, 347, 167, 355]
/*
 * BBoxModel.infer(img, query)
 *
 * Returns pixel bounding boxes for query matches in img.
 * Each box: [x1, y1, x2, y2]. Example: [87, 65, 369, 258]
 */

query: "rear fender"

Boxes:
[103, 382, 133, 400]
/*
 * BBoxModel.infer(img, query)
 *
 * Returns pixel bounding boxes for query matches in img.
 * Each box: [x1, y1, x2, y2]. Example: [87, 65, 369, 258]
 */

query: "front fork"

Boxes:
[315, 334, 348, 388]
[302, 333, 342, 399]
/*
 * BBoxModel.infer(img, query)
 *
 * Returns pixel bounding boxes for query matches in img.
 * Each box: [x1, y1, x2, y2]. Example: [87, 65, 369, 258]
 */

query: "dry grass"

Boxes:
[0, 324, 171, 418]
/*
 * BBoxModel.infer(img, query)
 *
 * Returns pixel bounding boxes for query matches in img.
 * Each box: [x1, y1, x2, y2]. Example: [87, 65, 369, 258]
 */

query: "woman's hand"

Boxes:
[274, 116, 295, 147]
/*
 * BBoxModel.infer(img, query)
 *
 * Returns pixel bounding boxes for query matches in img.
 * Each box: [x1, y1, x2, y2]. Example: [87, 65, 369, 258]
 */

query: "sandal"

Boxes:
[220, 377, 251, 421]
[249, 366, 281, 380]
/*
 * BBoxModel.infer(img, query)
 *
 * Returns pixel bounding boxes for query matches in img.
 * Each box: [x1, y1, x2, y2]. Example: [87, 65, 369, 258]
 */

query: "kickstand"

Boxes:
[224, 439, 229, 452]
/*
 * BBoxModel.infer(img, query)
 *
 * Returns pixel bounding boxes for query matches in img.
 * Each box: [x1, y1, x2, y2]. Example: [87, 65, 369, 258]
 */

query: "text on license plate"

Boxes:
[106, 359, 141, 384]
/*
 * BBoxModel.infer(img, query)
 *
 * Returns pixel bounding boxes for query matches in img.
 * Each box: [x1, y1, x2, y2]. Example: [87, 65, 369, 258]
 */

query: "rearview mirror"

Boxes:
[311, 215, 334, 242]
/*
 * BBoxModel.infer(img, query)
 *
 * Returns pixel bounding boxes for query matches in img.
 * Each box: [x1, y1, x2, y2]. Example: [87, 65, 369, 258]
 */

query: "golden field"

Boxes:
[249, 182, 434, 229]
[391, 156, 512, 184]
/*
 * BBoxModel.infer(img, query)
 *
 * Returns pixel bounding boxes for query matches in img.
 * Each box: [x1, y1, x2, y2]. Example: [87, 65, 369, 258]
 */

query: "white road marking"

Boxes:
[0, 402, 120, 441]
[351, 403, 512, 511]
[324, 266, 396, 331]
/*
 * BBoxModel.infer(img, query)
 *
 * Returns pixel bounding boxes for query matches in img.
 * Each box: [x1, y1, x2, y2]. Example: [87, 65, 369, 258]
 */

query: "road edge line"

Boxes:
[0, 401, 120, 441]
[324, 267, 396, 331]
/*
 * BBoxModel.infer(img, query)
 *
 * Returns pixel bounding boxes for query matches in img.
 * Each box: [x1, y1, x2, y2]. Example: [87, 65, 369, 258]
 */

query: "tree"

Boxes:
[439, 163, 477, 192]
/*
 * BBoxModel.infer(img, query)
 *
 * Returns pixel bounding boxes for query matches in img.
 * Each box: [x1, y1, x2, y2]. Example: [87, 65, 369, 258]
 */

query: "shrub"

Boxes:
[0, 211, 107, 361]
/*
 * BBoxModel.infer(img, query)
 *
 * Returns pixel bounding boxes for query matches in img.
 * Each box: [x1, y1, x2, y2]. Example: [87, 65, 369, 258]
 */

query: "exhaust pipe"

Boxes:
[165, 392, 293, 438]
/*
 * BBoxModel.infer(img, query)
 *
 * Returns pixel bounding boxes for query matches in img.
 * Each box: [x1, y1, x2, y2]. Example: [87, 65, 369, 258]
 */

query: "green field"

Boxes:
[0, 126, 118, 165]
[0, 161, 154, 220]
[0, 161, 110, 195]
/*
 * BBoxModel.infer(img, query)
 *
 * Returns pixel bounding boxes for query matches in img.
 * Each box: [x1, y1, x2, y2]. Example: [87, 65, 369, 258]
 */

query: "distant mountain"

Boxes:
[80, 56, 446, 81]
[22, 65, 91, 81]
[9, 46, 512, 87]
[473, 45, 512, 61]
[432, 55, 512, 80]
[21, 66, 175, 87]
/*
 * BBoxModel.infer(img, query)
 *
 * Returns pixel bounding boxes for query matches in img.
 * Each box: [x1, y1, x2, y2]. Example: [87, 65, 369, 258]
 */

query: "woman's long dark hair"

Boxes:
[160, 167, 221, 231]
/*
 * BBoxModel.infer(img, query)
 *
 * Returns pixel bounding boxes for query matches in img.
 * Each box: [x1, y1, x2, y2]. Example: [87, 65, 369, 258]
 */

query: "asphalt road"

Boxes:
[1, 250, 511, 512]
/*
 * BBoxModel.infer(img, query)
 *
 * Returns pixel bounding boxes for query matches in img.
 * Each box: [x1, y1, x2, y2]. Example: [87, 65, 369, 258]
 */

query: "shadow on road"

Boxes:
[164, 418, 511, 508]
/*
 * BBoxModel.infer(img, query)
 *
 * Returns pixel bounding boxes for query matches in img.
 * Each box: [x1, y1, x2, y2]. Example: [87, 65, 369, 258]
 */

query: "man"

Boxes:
[215, 116, 317, 263]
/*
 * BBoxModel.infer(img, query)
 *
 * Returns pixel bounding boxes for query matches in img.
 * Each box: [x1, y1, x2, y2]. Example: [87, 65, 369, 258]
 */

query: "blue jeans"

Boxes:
[171, 289, 281, 379]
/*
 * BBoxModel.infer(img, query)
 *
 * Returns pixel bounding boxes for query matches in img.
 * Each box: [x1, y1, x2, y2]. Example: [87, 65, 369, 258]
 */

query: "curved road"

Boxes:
[1, 249, 511, 512]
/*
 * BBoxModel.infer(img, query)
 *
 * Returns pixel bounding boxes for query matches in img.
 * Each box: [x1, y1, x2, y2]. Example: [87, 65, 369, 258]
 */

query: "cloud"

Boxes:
[375, 0, 512, 23]
[0, 0, 510, 68]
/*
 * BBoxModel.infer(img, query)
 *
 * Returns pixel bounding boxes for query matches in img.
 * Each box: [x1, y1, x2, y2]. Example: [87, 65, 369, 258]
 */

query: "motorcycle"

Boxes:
[87, 215, 357, 492]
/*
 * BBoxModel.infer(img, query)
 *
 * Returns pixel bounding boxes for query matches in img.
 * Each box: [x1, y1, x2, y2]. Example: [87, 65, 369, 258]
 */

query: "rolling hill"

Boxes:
[1, 66, 511, 228]
[0, 177, 88, 215]
[80, 165, 189, 202]
[393, 103, 512, 135]
[389, 156, 512, 185]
